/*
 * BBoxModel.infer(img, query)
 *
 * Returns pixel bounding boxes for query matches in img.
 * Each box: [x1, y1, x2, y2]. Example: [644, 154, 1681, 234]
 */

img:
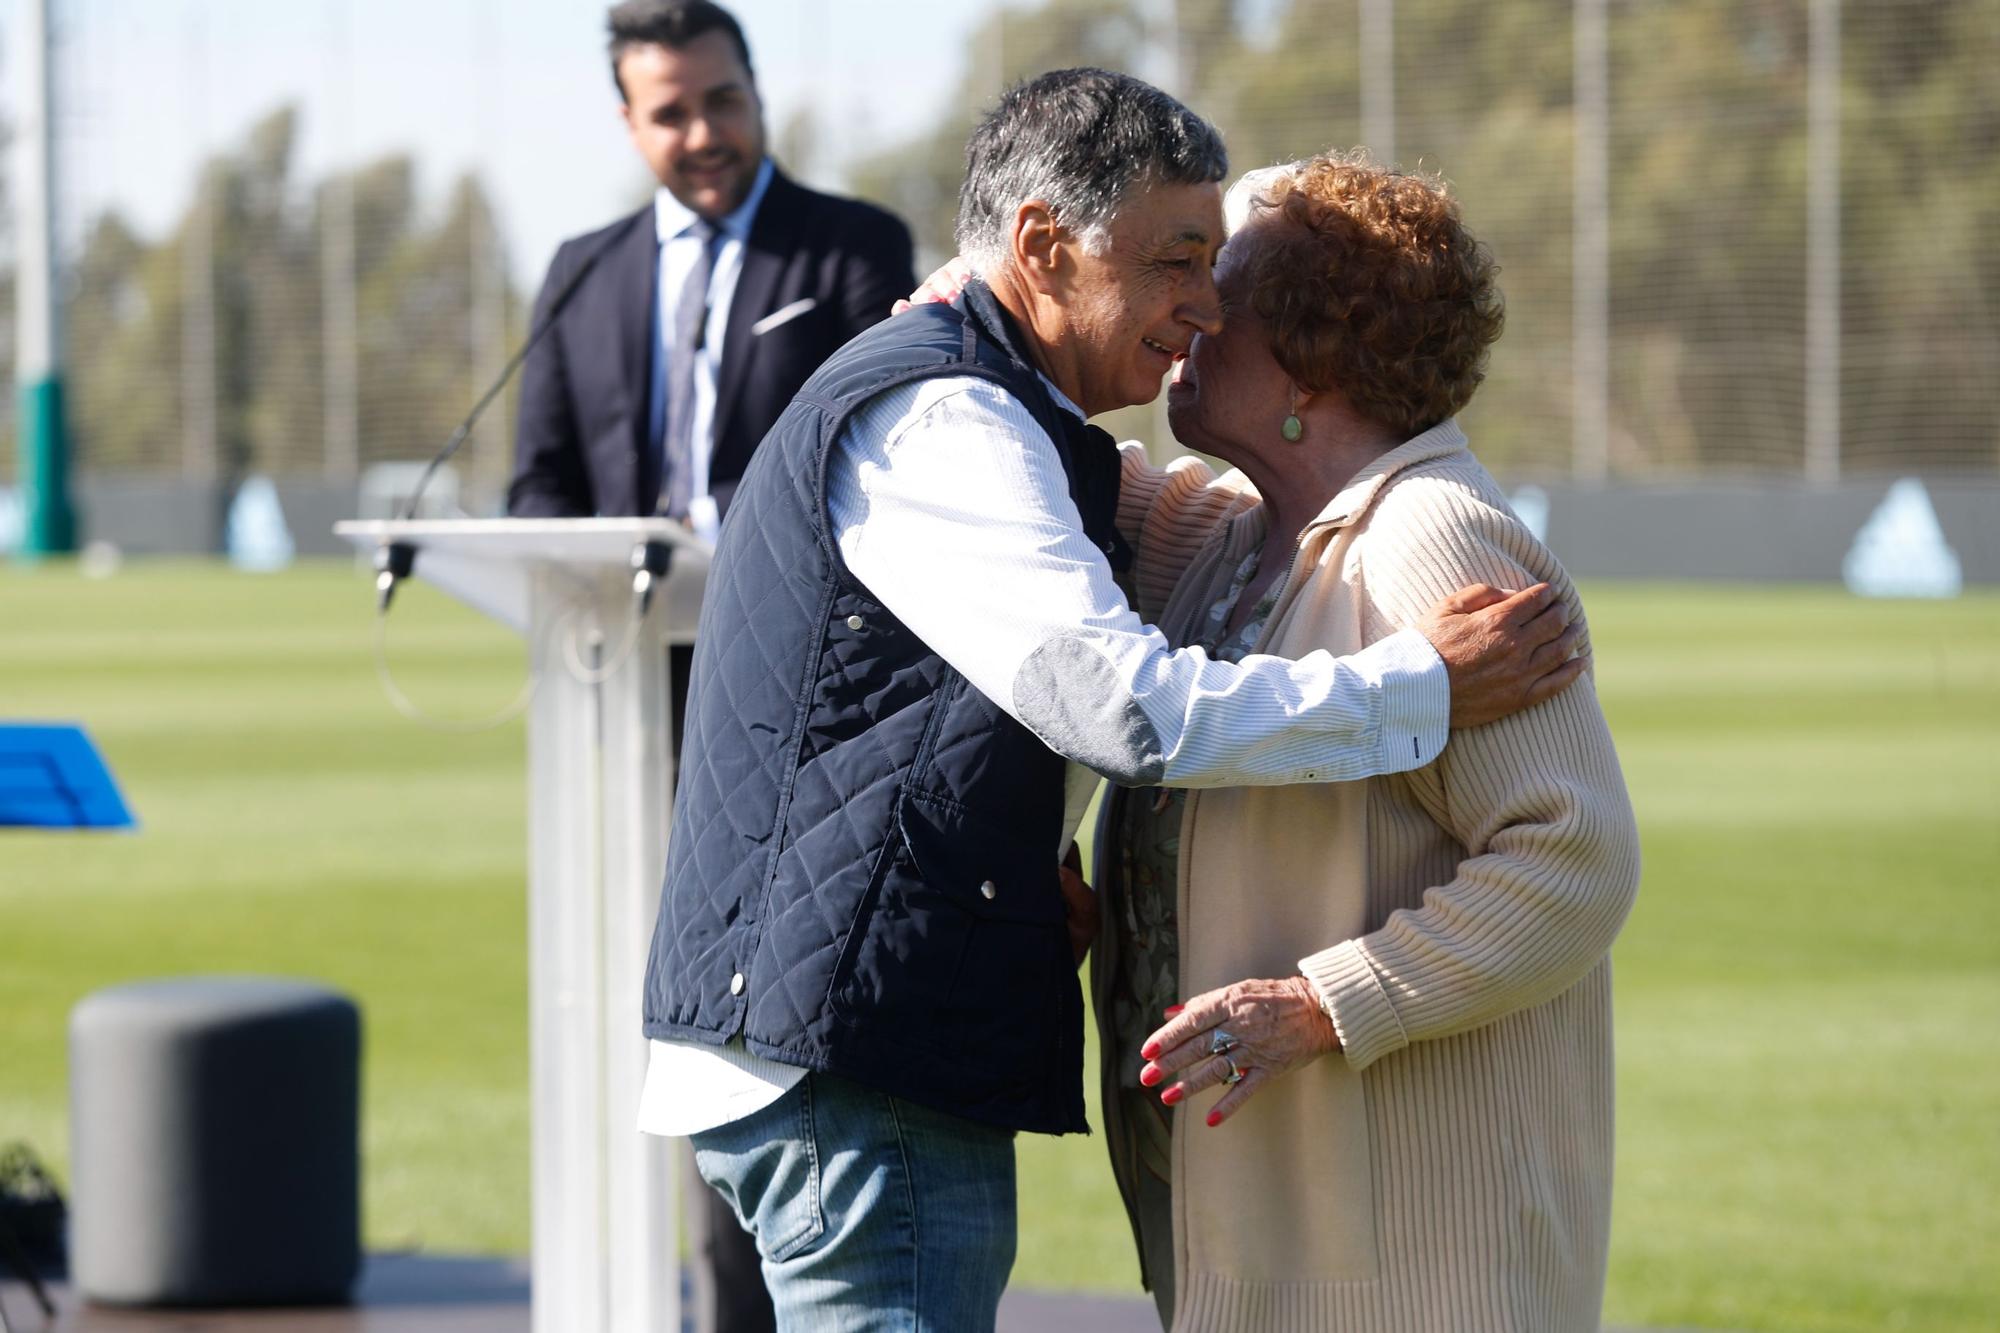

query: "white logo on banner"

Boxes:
[1843, 478, 1961, 598]
[0, 486, 21, 552]
[227, 476, 296, 571]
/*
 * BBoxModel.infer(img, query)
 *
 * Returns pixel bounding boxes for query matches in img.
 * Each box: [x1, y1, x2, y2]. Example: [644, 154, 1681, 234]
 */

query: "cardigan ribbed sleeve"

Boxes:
[1116, 445, 1259, 622]
[1297, 473, 1641, 1072]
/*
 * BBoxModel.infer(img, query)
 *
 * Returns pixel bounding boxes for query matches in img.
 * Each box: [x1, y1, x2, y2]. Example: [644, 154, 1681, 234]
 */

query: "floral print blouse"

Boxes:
[1109, 547, 1293, 1090]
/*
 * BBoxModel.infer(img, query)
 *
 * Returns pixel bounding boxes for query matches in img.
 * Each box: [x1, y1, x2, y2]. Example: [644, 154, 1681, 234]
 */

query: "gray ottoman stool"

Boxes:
[68, 976, 360, 1306]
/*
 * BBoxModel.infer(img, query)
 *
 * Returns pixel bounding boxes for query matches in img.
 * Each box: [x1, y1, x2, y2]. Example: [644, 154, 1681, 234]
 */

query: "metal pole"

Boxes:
[469, 208, 507, 513]
[322, 0, 360, 483]
[1805, 0, 1841, 484]
[1572, 0, 1610, 482]
[1140, 0, 1181, 98]
[470, 0, 507, 512]
[181, 10, 217, 485]
[986, 2, 1005, 102]
[321, 178, 359, 482]
[15, 0, 77, 555]
[1359, 0, 1395, 168]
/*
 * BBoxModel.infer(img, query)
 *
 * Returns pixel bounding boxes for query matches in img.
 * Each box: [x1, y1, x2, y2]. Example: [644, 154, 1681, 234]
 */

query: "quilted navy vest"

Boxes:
[642, 283, 1125, 1135]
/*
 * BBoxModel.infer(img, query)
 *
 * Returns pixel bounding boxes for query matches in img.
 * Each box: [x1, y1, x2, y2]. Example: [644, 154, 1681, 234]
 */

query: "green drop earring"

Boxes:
[1281, 413, 1304, 442]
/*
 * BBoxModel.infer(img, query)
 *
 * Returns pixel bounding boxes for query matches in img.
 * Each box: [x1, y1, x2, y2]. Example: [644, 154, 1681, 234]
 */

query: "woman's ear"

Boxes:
[1282, 384, 1329, 444]
[1291, 384, 1338, 422]
[1009, 200, 1066, 296]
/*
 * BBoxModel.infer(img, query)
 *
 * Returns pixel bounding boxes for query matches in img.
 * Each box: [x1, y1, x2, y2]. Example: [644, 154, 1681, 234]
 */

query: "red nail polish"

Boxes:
[1140, 1040, 1160, 1061]
[1164, 1004, 1184, 1017]
[1139, 1064, 1161, 1087]
[1161, 1086, 1185, 1106]
[1206, 1110, 1222, 1128]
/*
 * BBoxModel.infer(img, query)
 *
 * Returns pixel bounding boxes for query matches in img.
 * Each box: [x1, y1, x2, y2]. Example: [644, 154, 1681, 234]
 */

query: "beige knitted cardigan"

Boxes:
[1101, 419, 1641, 1333]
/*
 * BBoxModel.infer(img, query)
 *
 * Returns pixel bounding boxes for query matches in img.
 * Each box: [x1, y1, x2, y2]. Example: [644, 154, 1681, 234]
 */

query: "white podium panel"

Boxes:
[337, 518, 708, 1333]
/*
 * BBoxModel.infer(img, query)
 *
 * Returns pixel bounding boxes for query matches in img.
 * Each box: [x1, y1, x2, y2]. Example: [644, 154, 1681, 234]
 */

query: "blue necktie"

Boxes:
[658, 220, 719, 519]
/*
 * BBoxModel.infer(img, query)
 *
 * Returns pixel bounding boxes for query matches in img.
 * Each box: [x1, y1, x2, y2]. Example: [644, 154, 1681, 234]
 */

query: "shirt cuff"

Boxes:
[1348, 628, 1448, 773]
[688, 495, 722, 547]
[1297, 940, 1409, 1073]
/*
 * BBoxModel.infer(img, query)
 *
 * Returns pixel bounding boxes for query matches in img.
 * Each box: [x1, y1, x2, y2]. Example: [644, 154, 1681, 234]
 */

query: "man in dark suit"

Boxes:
[507, 6, 912, 1332]
[508, 0, 915, 531]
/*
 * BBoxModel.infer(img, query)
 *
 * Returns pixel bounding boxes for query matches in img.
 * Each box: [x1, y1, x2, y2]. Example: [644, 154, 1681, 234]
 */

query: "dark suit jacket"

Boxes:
[507, 168, 915, 518]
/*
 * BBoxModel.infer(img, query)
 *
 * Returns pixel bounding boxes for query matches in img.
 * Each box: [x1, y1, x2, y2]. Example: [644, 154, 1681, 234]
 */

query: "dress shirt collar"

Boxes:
[1039, 375, 1085, 422]
[653, 156, 775, 246]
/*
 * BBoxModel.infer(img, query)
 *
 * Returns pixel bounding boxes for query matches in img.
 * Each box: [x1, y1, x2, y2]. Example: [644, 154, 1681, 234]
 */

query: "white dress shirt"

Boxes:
[651, 157, 775, 543]
[638, 365, 1450, 1139]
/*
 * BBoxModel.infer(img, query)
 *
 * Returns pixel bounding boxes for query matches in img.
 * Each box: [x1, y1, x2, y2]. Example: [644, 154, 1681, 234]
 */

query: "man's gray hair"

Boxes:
[955, 68, 1229, 275]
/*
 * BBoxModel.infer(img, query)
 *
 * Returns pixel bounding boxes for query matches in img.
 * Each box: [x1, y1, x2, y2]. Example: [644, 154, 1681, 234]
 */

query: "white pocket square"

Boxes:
[750, 298, 818, 336]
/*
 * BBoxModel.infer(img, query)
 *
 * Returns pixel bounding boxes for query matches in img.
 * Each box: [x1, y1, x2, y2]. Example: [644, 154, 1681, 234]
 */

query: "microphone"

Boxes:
[631, 539, 674, 620]
[375, 219, 635, 612]
[374, 540, 417, 614]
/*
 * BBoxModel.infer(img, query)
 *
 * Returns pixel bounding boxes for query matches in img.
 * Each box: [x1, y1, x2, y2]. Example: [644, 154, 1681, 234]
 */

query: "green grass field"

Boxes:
[4, 562, 1996, 1330]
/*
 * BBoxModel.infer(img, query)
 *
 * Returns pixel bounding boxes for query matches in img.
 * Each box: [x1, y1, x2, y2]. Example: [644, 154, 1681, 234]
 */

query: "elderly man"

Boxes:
[514, 6, 912, 1328]
[636, 68, 1584, 1329]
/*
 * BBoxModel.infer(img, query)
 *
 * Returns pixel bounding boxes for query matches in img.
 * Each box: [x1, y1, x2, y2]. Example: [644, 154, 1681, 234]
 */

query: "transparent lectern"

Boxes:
[336, 517, 707, 1333]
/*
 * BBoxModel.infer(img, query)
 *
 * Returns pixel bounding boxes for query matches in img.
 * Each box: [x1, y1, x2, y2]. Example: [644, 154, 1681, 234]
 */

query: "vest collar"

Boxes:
[957, 280, 1086, 418]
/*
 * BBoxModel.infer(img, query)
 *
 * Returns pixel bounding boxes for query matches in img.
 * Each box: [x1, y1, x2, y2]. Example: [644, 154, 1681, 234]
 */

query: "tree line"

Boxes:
[2, 106, 520, 492]
[4, 0, 1991, 486]
[850, 0, 1998, 478]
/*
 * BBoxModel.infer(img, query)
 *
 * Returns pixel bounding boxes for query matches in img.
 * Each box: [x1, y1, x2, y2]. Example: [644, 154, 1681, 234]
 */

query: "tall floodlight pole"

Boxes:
[14, 0, 77, 555]
[1804, 0, 1841, 484]
[1141, 0, 1180, 96]
[322, 0, 360, 484]
[1573, 0, 1611, 482]
[470, 2, 508, 511]
[1359, 0, 1395, 168]
[181, 11, 217, 487]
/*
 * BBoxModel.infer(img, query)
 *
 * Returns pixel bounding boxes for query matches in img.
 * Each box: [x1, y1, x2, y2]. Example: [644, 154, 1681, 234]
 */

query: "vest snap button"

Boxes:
[979, 880, 997, 900]
[845, 614, 864, 631]
[729, 972, 745, 996]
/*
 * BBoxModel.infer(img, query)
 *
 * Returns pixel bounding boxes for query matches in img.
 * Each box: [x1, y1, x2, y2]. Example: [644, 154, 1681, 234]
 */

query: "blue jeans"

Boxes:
[689, 1072, 1017, 1333]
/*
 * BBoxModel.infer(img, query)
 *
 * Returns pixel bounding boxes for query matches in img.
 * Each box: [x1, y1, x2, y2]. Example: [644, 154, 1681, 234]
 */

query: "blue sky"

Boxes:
[26, 0, 1001, 286]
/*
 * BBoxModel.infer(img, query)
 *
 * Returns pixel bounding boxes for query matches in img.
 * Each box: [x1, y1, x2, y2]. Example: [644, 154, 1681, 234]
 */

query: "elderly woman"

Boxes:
[1095, 152, 1642, 1332]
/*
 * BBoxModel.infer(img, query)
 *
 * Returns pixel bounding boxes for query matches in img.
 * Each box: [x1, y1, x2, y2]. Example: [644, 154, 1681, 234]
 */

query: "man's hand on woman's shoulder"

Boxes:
[892, 256, 976, 316]
[1419, 583, 1588, 729]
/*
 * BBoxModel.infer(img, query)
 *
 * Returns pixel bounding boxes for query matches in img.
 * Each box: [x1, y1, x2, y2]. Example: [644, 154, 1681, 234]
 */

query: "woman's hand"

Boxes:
[891, 256, 976, 315]
[1138, 975, 1340, 1126]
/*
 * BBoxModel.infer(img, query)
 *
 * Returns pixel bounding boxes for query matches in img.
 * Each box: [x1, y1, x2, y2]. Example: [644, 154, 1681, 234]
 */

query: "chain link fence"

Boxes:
[860, 0, 1999, 482]
[1, 0, 1993, 511]
[0, 1, 523, 513]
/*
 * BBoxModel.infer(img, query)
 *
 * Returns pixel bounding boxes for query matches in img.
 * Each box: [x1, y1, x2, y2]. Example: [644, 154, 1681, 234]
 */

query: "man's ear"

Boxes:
[1009, 201, 1068, 297]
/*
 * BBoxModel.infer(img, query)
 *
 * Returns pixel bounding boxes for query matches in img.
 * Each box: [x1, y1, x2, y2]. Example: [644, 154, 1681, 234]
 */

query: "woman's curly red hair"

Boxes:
[1235, 152, 1504, 436]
